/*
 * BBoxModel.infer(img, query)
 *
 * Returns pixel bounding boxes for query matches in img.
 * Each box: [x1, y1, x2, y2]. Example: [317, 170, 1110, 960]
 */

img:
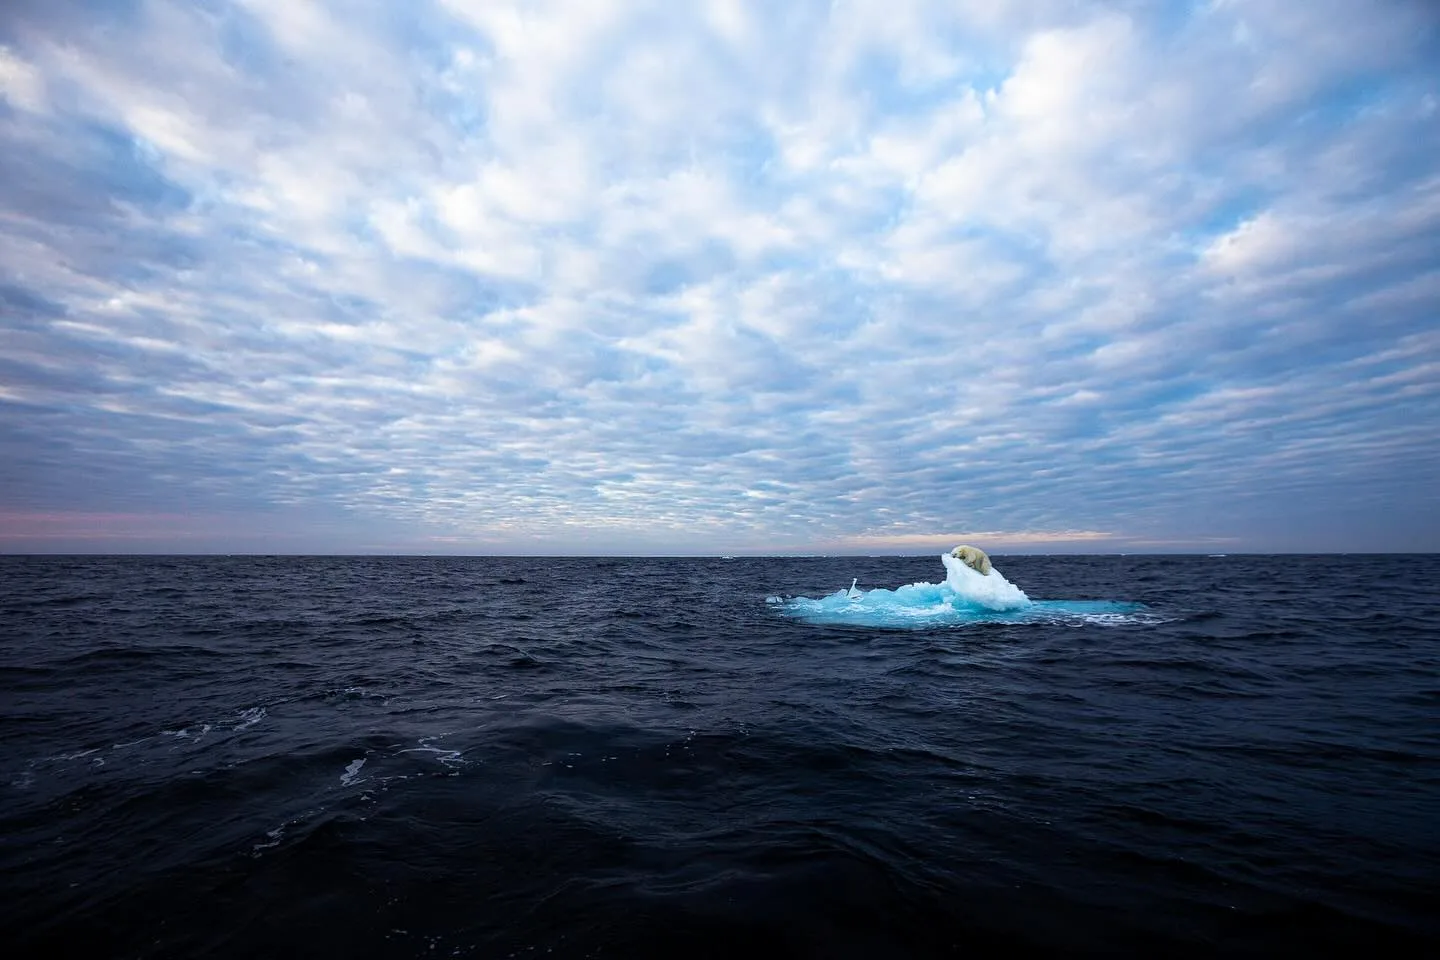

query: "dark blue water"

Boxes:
[2, 554, 1437, 957]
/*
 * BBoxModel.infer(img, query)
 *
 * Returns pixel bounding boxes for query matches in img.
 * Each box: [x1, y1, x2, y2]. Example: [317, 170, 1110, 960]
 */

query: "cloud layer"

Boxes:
[2, 0, 1438, 553]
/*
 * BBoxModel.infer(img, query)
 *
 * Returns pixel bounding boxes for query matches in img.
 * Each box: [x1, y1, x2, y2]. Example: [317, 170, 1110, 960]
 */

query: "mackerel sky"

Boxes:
[1, 0, 1438, 555]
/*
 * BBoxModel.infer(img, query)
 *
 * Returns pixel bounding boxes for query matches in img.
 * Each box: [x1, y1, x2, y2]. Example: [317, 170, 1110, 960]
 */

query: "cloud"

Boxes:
[1, 0, 1438, 553]
[0, 45, 46, 113]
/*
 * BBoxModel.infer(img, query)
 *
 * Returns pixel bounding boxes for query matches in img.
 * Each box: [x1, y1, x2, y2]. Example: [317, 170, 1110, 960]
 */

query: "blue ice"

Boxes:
[771, 553, 1148, 629]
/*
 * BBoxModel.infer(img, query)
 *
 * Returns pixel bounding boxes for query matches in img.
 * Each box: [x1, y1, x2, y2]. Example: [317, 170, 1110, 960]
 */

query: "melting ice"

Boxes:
[772, 552, 1149, 629]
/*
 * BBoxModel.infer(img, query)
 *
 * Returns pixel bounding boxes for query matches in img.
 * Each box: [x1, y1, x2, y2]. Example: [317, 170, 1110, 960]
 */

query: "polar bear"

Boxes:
[950, 544, 992, 576]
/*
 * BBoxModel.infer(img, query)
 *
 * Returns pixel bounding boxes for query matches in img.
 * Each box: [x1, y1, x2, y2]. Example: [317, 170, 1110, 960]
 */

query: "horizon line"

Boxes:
[2, 550, 1435, 558]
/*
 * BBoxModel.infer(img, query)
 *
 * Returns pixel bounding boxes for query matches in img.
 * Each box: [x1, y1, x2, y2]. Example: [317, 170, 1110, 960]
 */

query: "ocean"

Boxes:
[2, 553, 1437, 957]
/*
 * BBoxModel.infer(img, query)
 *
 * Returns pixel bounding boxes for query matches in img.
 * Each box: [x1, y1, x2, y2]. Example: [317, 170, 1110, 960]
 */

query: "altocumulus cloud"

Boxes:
[0, 0, 1437, 554]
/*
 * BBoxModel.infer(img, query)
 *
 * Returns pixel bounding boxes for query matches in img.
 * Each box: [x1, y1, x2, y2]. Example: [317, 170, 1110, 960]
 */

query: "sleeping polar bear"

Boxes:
[950, 544, 993, 576]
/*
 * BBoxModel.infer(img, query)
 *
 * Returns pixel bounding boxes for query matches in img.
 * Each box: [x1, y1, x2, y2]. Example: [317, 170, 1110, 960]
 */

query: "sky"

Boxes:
[1, 0, 1438, 555]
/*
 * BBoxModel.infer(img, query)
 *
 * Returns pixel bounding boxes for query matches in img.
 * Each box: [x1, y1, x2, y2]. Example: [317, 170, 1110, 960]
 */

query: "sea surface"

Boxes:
[2, 553, 1437, 958]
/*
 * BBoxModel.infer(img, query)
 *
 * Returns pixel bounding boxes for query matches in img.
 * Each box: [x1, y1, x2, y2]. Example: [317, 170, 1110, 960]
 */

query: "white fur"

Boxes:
[950, 544, 992, 576]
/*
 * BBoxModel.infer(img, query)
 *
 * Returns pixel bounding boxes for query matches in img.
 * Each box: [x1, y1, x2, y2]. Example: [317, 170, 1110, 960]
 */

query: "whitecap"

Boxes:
[341, 757, 367, 786]
[234, 707, 267, 731]
[399, 736, 464, 767]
